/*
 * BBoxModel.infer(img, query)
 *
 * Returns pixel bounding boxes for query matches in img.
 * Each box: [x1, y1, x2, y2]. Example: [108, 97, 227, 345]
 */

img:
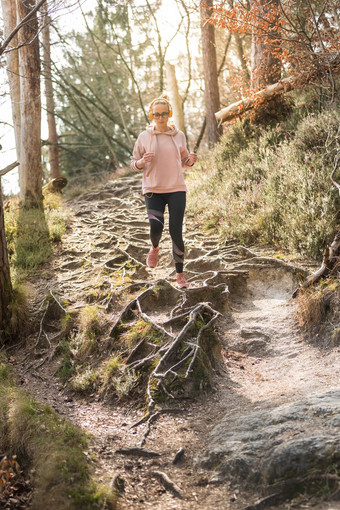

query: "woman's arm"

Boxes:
[131, 136, 144, 171]
[131, 135, 155, 171]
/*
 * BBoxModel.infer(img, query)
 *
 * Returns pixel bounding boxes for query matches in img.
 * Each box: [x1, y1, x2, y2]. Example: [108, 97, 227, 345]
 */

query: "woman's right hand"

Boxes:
[136, 152, 155, 169]
[141, 152, 155, 165]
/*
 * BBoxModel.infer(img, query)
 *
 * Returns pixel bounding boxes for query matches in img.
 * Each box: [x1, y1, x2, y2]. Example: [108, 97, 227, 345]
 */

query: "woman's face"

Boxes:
[152, 103, 170, 131]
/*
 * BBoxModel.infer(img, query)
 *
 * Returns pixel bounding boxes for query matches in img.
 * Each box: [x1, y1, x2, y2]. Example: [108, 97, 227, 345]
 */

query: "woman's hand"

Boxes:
[138, 152, 155, 168]
[186, 152, 197, 166]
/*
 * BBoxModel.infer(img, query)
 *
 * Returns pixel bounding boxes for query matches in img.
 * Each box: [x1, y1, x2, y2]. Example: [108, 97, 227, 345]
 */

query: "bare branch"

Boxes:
[0, 161, 19, 177]
[0, 0, 47, 56]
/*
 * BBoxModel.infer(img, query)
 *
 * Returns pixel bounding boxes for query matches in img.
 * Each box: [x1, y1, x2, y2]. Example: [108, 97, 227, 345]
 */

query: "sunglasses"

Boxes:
[153, 112, 169, 118]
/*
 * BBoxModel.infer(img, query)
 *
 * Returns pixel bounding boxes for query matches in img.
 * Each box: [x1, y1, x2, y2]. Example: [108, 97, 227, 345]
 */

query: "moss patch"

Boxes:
[0, 361, 116, 509]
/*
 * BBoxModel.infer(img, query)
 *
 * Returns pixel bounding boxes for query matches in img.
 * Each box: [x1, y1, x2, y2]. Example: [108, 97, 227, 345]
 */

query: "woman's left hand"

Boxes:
[187, 152, 197, 166]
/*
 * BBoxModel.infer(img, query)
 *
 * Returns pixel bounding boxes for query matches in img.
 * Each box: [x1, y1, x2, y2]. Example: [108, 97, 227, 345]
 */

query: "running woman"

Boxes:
[131, 97, 197, 288]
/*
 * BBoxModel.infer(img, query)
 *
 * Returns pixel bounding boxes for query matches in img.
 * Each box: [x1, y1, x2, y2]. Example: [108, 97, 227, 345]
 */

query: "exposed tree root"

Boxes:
[25, 290, 69, 372]
[293, 230, 340, 297]
[115, 447, 161, 458]
[151, 470, 184, 499]
[103, 274, 228, 445]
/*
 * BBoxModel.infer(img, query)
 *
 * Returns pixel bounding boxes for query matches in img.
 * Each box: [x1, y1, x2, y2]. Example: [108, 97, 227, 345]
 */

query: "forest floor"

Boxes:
[8, 173, 340, 509]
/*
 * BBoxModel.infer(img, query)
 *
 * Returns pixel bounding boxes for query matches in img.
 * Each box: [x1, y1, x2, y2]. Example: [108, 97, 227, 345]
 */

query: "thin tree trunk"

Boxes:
[251, 0, 281, 89]
[200, 0, 222, 147]
[1, 0, 21, 183]
[16, 0, 43, 207]
[165, 62, 186, 135]
[42, 4, 60, 179]
[0, 179, 12, 335]
[0, 0, 47, 56]
[145, 0, 164, 94]
[234, 33, 250, 83]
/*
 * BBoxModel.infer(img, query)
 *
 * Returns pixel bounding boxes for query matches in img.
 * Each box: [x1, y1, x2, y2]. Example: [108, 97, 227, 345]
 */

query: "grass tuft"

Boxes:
[76, 305, 106, 360]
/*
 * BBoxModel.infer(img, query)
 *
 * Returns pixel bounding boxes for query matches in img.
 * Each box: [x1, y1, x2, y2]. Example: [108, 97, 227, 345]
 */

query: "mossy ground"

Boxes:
[0, 359, 117, 510]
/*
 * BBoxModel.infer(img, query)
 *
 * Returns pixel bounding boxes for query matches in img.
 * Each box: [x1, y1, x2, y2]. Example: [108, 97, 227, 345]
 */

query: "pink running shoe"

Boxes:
[147, 246, 159, 268]
[176, 273, 189, 289]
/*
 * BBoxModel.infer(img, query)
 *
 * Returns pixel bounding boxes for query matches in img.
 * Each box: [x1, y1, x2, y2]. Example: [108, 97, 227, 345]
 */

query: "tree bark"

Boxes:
[42, 4, 60, 179]
[1, 0, 21, 180]
[250, 0, 282, 89]
[0, 179, 12, 336]
[0, 0, 47, 56]
[165, 62, 186, 135]
[16, 0, 43, 208]
[200, 0, 222, 147]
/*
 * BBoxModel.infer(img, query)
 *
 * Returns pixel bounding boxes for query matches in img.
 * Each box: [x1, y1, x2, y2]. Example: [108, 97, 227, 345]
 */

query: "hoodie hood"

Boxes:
[146, 125, 179, 136]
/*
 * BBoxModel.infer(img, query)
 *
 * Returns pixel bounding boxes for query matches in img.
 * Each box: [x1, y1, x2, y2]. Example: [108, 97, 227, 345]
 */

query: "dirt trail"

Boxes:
[11, 174, 340, 509]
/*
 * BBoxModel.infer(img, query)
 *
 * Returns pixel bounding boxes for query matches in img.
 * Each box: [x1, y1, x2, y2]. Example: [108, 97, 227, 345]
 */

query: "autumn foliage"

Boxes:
[212, 0, 340, 98]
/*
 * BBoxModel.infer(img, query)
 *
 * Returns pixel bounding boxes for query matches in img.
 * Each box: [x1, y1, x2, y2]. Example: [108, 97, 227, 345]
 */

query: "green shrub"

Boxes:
[189, 106, 340, 258]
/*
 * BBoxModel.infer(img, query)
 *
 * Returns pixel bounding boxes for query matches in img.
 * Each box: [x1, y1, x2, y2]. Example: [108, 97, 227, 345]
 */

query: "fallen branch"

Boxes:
[293, 230, 340, 297]
[151, 471, 184, 499]
[115, 447, 160, 458]
[42, 176, 68, 193]
[215, 56, 340, 124]
[0, 161, 19, 177]
[215, 75, 299, 124]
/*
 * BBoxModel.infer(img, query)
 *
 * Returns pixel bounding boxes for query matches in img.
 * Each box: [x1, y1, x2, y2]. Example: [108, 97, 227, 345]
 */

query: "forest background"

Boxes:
[0, 1, 339, 507]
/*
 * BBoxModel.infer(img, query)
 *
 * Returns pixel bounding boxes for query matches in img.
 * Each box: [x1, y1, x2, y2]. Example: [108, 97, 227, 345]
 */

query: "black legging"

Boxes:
[144, 191, 186, 273]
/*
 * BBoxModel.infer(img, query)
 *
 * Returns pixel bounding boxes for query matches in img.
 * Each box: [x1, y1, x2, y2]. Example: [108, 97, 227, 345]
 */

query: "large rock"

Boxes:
[200, 389, 340, 487]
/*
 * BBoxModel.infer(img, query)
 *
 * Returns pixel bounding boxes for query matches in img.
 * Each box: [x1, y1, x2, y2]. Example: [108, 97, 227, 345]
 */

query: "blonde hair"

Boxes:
[152, 98, 171, 113]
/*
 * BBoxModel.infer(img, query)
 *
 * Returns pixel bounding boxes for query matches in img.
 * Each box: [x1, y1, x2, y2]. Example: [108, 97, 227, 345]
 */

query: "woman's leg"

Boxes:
[167, 191, 186, 273]
[144, 193, 166, 248]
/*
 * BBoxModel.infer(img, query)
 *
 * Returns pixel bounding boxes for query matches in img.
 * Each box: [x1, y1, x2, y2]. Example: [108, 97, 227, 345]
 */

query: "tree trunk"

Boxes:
[165, 62, 186, 135]
[42, 5, 60, 179]
[250, 0, 281, 90]
[16, 0, 43, 208]
[234, 33, 250, 84]
[200, 0, 222, 147]
[0, 179, 12, 337]
[1, 0, 21, 178]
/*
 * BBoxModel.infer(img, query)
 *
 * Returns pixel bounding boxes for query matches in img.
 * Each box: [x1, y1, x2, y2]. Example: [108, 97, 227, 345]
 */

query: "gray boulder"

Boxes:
[200, 389, 340, 487]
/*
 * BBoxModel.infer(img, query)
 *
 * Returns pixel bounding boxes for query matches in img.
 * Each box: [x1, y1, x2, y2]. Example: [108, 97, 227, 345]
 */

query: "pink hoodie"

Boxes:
[131, 125, 191, 195]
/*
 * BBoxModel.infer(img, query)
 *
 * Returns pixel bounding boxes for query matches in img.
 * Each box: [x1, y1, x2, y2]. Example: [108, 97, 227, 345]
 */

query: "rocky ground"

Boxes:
[8, 174, 340, 509]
